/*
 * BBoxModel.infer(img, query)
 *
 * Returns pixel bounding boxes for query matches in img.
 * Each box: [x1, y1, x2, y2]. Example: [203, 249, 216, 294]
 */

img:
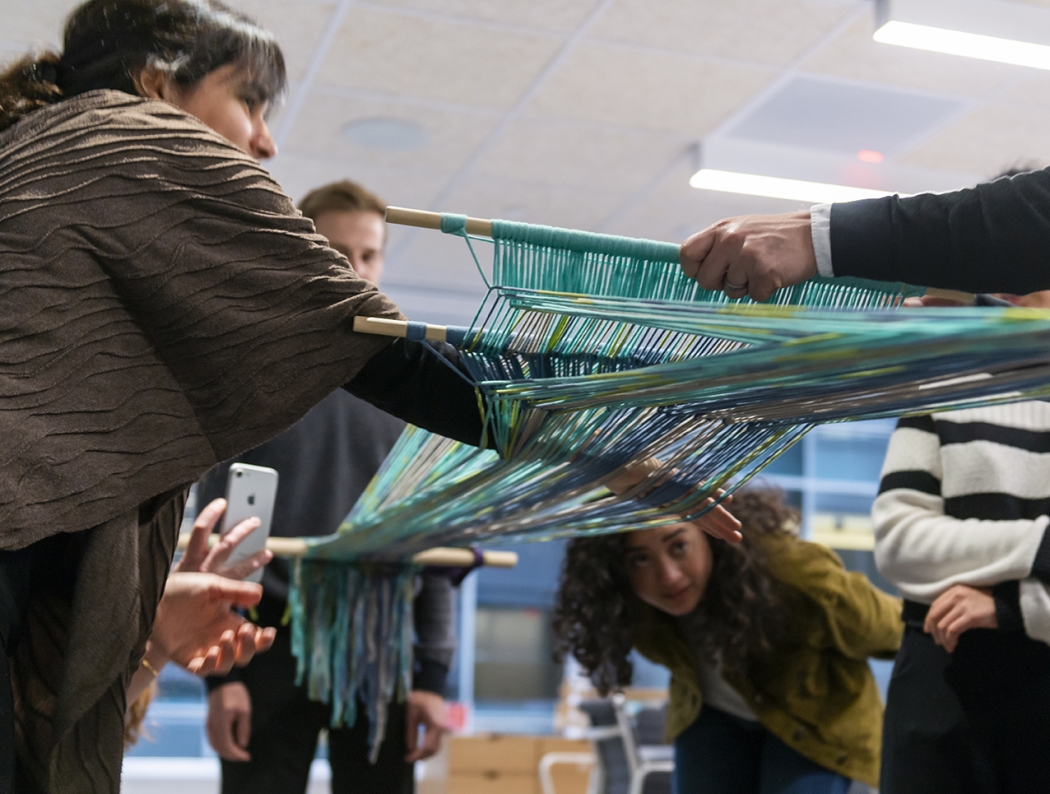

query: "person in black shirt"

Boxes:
[199, 181, 454, 794]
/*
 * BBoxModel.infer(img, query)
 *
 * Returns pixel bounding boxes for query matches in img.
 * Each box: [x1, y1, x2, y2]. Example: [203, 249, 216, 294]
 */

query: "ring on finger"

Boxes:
[724, 279, 747, 292]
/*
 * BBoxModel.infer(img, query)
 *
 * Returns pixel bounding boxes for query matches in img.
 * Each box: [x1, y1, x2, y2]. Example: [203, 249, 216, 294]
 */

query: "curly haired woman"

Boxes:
[555, 489, 903, 793]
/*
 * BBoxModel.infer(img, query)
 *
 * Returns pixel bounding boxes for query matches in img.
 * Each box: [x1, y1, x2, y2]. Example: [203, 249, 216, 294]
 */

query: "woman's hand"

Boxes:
[924, 584, 998, 652]
[680, 212, 817, 302]
[689, 498, 743, 544]
[150, 571, 276, 675]
[605, 459, 742, 544]
[175, 497, 272, 579]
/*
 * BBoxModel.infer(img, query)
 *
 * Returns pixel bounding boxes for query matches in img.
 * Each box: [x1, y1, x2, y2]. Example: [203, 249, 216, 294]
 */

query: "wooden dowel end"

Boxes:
[353, 316, 449, 342]
[924, 287, 977, 304]
[385, 206, 493, 238]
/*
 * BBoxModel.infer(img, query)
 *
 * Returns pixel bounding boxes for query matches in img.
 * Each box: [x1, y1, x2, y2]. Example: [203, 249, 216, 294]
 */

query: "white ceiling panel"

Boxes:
[439, 174, 629, 231]
[725, 75, 965, 156]
[528, 42, 775, 135]
[225, 0, 335, 82]
[4, 0, 69, 49]
[803, 19, 1021, 97]
[604, 158, 811, 243]
[318, 7, 562, 110]
[900, 104, 1050, 176]
[591, 0, 857, 67]
[362, 0, 602, 33]
[474, 113, 691, 191]
[1000, 69, 1050, 108]
[264, 152, 451, 251]
[280, 89, 501, 174]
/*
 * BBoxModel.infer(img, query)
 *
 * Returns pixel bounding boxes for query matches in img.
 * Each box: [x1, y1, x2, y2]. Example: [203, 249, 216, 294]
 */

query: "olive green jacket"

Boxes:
[633, 533, 902, 787]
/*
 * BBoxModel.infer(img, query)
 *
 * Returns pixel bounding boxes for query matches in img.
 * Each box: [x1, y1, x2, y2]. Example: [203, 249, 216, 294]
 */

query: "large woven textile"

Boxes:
[289, 214, 1050, 749]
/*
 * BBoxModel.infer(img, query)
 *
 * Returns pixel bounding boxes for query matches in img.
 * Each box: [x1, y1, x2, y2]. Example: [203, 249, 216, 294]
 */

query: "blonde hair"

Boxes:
[298, 180, 386, 223]
[124, 681, 157, 749]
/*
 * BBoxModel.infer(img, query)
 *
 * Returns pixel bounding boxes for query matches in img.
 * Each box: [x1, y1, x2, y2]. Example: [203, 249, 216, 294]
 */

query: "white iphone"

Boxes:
[221, 463, 279, 583]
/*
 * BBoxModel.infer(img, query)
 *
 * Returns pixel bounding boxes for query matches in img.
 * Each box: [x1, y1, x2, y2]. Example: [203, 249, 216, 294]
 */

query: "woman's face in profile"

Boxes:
[623, 522, 714, 616]
[149, 62, 278, 161]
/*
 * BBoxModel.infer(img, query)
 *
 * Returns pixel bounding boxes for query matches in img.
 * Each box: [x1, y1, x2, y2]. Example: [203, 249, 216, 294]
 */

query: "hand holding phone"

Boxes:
[221, 463, 279, 583]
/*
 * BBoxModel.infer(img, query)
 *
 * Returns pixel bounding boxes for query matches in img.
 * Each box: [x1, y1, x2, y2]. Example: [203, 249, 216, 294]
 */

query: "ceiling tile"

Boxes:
[224, 0, 336, 83]
[725, 75, 965, 156]
[265, 151, 448, 209]
[900, 104, 1050, 177]
[475, 114, 692, 191]
[528, 43, 775, 135]
[281, 90, 500, 174]
[803, 19, 1020, 97]
[605, 158, 811, 244]
[1000, 70, 1050, 108]
[319, 8, 562, 110]
[4, 0, 70, 49]
[363, 0, 601, 33]
[440, 174, 630, 231]
[0, 44, 27, 65]
[590, 0, 856, 67]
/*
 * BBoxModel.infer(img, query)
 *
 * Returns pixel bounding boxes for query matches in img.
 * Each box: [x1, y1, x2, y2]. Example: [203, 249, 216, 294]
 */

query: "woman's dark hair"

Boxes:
[0, 0, 286, 132]
[553, 487, 795, 694]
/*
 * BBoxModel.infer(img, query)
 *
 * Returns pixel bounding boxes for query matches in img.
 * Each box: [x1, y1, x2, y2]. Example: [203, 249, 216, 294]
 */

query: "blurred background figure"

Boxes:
[198, 180, 455, 794]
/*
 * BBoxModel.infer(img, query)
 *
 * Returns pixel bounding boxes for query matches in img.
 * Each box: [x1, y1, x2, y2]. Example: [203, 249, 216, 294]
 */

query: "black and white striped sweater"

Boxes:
[873, 401, 1050, 644]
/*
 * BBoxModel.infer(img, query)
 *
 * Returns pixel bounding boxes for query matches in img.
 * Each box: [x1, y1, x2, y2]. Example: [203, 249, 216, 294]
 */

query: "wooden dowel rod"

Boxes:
[385, 206, 493, 238]
[924, 287, 978, 304]
[176, 534, 517, 568]
[353, 316, 449, 342]
[414, 548, 518, 568]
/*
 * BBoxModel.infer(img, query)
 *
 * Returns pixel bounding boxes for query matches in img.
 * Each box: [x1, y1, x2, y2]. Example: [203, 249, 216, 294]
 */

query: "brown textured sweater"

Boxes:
[0, 90, 405, 792]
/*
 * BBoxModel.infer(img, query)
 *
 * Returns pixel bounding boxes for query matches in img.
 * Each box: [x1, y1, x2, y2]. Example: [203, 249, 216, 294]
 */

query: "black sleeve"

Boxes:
[1031, 526, 1050, 585]
[204, 667, 243, 690]
[830, 168, 1050, 294]
[412, 572, 456, 696]
[344, 338, 487, 448]
[992, 580, 1024, 634]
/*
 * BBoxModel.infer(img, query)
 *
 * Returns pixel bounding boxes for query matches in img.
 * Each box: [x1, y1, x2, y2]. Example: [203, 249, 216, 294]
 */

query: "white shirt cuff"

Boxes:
[810, 203, 834, 278]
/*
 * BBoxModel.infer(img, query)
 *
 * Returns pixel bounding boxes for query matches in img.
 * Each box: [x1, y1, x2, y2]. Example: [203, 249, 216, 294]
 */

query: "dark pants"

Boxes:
[0, 543, 33, 792]
[882, 623, 1050, 794]
[219, 615, 414, 794]
[0, 534, 76, 794]
[673, 707, 850, 794]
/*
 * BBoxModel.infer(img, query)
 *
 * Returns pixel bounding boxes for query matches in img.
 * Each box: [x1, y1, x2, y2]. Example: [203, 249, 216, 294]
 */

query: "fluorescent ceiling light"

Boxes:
[874, 20, 1050, 69]
[689, 169, 893, 204]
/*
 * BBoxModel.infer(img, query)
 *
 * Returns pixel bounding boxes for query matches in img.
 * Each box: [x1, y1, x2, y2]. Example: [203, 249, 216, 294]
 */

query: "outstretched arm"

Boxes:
[679, 168, 1050, 300]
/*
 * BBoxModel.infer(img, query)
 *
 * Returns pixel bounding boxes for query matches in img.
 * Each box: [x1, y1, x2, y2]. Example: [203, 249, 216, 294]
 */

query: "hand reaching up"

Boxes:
[150, 572, 276, 676]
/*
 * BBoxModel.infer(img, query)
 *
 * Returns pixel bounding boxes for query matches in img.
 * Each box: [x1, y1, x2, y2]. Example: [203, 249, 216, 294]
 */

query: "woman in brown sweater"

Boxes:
[0, 1, 488, 790]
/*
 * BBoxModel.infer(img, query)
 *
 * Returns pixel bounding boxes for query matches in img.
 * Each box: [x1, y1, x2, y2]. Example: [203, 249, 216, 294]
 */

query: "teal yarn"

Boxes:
[290, 558, 417, 760]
